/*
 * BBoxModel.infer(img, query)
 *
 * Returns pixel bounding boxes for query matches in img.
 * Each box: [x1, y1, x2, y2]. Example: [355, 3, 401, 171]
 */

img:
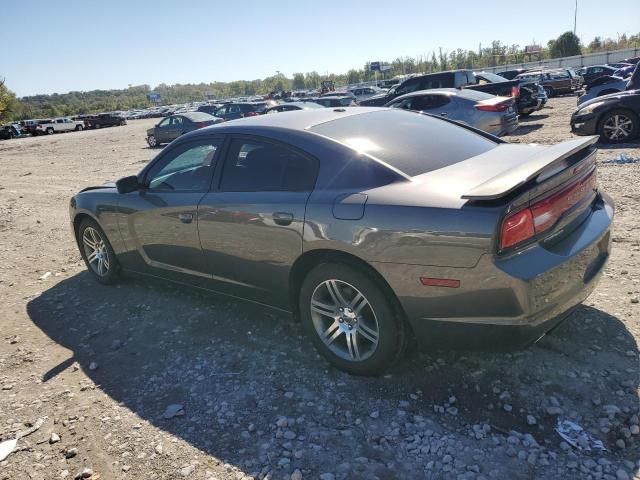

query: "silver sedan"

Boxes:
[385, 88, 518, 136]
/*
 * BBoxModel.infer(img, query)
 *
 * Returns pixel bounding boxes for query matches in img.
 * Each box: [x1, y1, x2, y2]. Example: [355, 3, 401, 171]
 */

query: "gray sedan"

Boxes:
[70, 108, 613, 375]
[385, 89, 518, 136]
[146, 112, 223, 147]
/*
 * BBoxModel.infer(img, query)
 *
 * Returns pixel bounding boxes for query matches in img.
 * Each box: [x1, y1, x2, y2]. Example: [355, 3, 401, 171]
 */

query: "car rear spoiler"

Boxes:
[461, 136, 599, 200]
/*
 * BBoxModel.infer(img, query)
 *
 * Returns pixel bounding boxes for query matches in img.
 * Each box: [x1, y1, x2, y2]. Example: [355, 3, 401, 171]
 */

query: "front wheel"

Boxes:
[544, 87, 554, 98]
[46, 127, 54, 135]
[147, 134, 158, 148]
[75, 125, 83, 131]
[299, 263, 406, 375]
[598, 109, 639, 144]
[78, 218, 119, 285]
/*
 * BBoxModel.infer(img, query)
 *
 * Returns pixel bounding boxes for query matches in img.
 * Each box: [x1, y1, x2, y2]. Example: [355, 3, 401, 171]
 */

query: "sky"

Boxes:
[2, 0, 639, 97]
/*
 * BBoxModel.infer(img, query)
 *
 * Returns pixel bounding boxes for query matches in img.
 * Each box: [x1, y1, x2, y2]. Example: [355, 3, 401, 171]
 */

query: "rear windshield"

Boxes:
[309, 110, 497, 177]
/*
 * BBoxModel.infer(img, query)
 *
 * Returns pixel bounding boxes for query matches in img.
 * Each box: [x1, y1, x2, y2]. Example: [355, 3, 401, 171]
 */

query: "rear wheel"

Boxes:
[95, 123, 101, 129]
[598, 109, 639, 144]
[544, 87, 554, 98]
[46, 127, 54, 135]
[147, 134, 158, 148]
[77, 218, 119, 285]
[299, 263, 406, 375]
[75, 125, 83, 131]
[120, 120, 126, 126]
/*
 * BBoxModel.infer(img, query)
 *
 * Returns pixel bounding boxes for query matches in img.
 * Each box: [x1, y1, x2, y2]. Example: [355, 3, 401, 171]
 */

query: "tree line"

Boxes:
[1, 31, 638, 122]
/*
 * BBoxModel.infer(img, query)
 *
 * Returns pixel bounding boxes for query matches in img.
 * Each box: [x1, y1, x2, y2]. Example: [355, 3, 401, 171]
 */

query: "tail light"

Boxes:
[193, 122, 208, 129]
[499, 170, 597, 250]
[511, 85, 520, 97]
[475, 102, 510, 112]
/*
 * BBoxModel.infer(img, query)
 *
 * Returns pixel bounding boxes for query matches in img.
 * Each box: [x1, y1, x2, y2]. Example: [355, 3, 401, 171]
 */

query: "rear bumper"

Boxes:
[373, 193, 614, 350]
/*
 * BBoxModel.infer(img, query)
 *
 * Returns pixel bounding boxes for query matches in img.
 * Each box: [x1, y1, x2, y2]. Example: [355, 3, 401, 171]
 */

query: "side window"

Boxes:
[157, 118, 171, 128]
[146, 141, 220, 192]
[56, 119, 64, 124]
[171, 117, 183, 126]
[220, 139, 317, 192]
[395, 78, 419, 96]
[410, 95, 450, 111]
[228, 105, 241, 114]
[593, 67, 603, 73]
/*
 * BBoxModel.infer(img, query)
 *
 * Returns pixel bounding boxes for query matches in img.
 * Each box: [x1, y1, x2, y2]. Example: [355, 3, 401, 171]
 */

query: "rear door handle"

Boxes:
[178, 213, 193, 224]
[273, 212, 293, 226]
[439, 112, 448, 117]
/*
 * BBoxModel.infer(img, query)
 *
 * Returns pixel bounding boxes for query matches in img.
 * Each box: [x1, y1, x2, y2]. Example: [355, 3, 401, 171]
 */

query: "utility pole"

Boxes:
[573, 0, 577, 35]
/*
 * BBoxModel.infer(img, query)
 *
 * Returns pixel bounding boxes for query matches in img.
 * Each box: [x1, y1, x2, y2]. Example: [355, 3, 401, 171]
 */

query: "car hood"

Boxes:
[579, 89, 640, 108]
[79, 182, 116, 193]
[146, 127, 155, 135]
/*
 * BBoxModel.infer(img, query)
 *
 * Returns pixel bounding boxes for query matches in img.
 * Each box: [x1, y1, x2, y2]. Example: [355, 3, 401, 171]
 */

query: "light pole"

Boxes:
[573, 0, 577, 35]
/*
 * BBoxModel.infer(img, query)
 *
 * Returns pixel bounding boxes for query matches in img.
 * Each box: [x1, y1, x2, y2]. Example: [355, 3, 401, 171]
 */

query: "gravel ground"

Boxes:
[0, 96, 638, 480]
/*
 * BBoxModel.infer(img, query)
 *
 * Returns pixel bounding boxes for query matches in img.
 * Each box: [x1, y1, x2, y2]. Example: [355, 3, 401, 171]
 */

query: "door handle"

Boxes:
[273, 212, 293, 226]
[178, 213, 193, 224]
[439, 112, 448, 116]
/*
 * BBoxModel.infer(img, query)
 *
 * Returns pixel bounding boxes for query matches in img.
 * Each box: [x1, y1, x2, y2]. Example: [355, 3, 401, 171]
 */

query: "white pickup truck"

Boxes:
[34, 117, 84, 135]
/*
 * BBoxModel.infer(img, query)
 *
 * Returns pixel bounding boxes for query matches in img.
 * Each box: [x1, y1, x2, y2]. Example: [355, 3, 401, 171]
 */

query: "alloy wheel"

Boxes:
[82, 226, 111, 277]
[148, 135, 157, 147]
[603, 114, 633, 141]
[310, 279, 379, 362]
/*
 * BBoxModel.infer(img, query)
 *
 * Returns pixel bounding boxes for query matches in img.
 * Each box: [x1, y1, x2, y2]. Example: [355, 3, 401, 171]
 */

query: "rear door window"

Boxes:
[220, 139, 318, 192]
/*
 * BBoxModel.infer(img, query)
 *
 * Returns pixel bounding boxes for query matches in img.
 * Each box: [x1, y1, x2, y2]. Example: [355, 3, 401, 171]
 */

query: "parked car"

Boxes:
[474, 71, 541, 116]
[348, 86, 385, 102]
[515, 71, 573, 97]
[359, 70, 521, 107]
[578, 63, 640, 105]
[385, 89, 518, 136]
[70, 107, 613, 375]
[0, 124, 21, 140]
[311, 96, 357, 107]
[613, 65, 636, 78]
[197, 104, 223, 115]
[265, 102, 324, 113]
[34, 117, 84, 135]
[576, 65, 618, 88]
[84, 113, 127, 129]
[19, 119, 44, 135]
[571, 90, 640, 143]
[146, 112, 222, 147]
[213, 102, 275, 121]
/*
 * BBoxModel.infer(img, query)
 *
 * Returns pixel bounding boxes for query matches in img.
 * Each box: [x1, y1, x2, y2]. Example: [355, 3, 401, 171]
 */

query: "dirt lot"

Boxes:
[0, 97, 639, 480]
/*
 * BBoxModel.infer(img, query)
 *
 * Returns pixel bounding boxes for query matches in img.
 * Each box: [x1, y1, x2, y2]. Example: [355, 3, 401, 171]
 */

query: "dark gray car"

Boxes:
[71, 108, 613, 375]
[146, 112, 223, 147]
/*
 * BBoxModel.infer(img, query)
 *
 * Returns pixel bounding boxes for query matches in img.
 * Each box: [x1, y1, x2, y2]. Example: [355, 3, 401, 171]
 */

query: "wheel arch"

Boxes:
[72, 211, 100, 246]
[288, 249, 408, 323]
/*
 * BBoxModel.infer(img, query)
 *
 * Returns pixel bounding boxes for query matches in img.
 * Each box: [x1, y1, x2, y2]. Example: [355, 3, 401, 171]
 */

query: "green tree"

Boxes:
[0, 78, 19, 122]
[548, 31, 582, 58]
[292, 73, 305, 90]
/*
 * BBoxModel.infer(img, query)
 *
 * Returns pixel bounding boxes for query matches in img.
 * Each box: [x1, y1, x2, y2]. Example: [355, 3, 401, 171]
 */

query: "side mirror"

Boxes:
[116, 175, 141, 194]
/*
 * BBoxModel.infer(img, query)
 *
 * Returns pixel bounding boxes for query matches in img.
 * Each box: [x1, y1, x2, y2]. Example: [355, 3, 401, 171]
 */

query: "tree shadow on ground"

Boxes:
[27, 272, 639, 479]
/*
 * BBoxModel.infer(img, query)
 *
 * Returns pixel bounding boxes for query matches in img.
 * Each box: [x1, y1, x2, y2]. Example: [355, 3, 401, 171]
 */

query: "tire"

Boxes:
[75, 125, 83, 131]
[46, 127, 54, 135]
[597, 109, 639, 144]
[299, 262, 406, 375]
[120, 120, 126, 126]
[95, 123, 101, 129]
[77, 218, 120, 285]
[544, 87, 554, 98]
[519, 111, 532, 117]
[147, 134, 158, 148]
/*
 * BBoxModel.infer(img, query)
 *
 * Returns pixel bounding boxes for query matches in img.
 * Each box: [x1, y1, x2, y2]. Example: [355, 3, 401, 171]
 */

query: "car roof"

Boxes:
[197, 107, 385, 132]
